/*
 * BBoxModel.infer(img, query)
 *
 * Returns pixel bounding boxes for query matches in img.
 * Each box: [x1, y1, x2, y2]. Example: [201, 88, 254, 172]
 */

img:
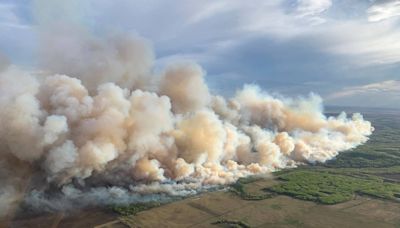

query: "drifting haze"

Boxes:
[0, 28, 373, 216]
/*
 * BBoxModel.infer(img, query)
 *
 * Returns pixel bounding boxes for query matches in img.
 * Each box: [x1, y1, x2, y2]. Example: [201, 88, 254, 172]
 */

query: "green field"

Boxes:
[111, 202, 162, 216]
[269, 170, 400, 204]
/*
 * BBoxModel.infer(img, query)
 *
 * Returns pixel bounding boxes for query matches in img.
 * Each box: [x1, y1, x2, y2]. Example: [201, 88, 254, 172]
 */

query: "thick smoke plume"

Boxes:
[0, 33, 373, 216]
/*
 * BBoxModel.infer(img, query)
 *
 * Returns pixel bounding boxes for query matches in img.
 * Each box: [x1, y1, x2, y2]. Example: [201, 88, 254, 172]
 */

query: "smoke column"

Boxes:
[0, 31, 373, 216]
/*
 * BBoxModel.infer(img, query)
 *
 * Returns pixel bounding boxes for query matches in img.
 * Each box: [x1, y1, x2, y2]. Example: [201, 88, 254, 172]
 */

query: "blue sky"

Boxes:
[0, 0, 399, 108]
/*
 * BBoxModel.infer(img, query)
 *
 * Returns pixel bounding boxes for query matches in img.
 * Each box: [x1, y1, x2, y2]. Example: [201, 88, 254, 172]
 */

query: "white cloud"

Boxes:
[186, 1, 233, 25]
[321, 19, 400, 65]
[326, 80, 400, 108]
[367, 0, 400, 22]
[296, 0, 332, 16]
[328, 80, 400, 98]
[295, 0, 332, 24]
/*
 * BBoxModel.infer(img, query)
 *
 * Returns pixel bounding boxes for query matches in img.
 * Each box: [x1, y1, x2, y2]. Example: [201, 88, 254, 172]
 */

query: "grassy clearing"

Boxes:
[230, 176, 274, 200]
[111, 202, 161, 216]
[284, 217, 304, 227]
[270, 203, 282, 210]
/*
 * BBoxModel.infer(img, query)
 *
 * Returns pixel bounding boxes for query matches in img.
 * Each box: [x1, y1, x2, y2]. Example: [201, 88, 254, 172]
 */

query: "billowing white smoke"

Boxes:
[0, 34, 373, 216]
[39, 26, 154, 92]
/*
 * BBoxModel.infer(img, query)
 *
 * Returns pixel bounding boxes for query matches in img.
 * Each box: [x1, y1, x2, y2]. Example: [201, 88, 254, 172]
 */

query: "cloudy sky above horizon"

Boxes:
[0, 0, 399, 108]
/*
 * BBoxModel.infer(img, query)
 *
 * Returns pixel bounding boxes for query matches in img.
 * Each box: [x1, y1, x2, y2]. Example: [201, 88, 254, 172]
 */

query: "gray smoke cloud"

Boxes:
[0, 31, 373, 217]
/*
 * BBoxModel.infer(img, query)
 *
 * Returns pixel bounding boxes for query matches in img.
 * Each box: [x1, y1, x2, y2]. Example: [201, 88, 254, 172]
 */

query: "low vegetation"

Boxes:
[111, 202, 161, 216]
[270, 203, 282, 210]
[230, 177, 274, 200]
[284, 218, 304, 227]
[269, 170, 400, 204]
